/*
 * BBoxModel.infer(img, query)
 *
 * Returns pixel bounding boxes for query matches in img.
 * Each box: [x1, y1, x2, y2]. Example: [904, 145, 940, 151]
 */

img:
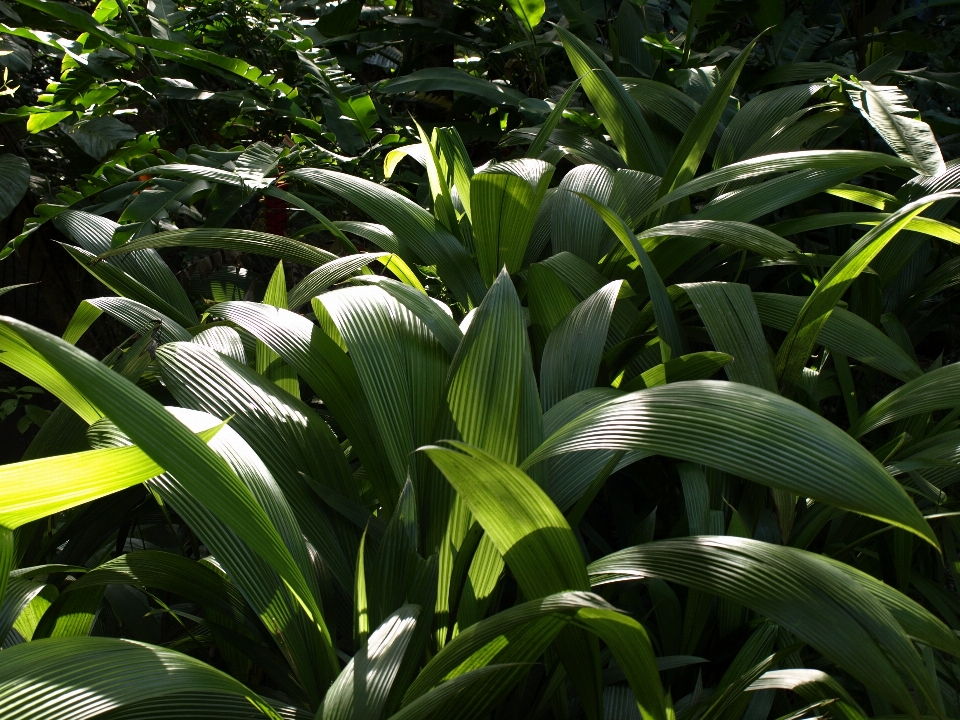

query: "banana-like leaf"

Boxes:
[155, 341, 357, 590]
[551, 164, 615, 264]
[555, 25, 665, 174]
[752, 292, 922, 382]
[522, 380, 936, 546]
[378, 67, 527, 108]
[424, 441, 614, 719]
[470, 159, 554, 284]
[588, 536, 937, 717]
[313, 284, 447, 488]
[321, 605, 420, 720]
[774, 191, 960, 388]
[0, 317, 338, 682]
[714, 84, 825, 168]
[848, 81, 946, 177]
[640, 220, 797, 259]
[0, 637, 280, 720]
[61, 244, 198, 329]
[541, 281, 621, 410]
[349, 276, 462, 357]
[850, 363, 960, 438]
[643, 150, 915, 220]
[288, 169, 486, 306]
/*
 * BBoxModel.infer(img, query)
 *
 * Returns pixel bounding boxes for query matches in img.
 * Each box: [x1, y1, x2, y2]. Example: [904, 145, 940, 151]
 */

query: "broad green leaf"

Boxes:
[0, 154, 28, 221]
[0, 317, 338, 683]
[321, 605, 420, 720]
[588, 537, 937, 717]
[379, 68, 528, 108]
[506, 0, 545, 29]
[522, 380, 937, 547]
[470, 159, 554, 284]
[753, 292, 922, 382]
[552, 164, 614, 265]
[0, 637, 280, 720]
[541, 281, 622, 410]
[658, 36, 759, 202]
[681, 283, 777, 391]
[847, 80, 946, 176]
[424, 441, 604, 719]
[849, 362, 960, 438]
[555, 25, 666, 174]
[773, 191, 960, 389]
[288, 169, 486, 306]
[579, 195, 686, 361]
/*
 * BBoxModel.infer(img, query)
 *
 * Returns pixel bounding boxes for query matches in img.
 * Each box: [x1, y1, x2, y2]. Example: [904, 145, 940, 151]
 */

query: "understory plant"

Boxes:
[1, 1, 960, 720]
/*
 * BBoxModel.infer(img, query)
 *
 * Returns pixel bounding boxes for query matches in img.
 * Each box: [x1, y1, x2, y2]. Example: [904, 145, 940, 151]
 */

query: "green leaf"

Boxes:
[288, 253, 388, 309]
[0, 154, 28, 221]
[288, 169, 486, 306]
[378, 68, 528, 108]
[470, 159, 554, 284]
[681, 283, 777, 391]
[541, 281, 621, 410]
[505, 0, 545, 29]
[526, 78, 583, 160]
[752, 292, 922, 383]
[522, 381, 937, 547]
[847, 81, 946, 176]
[659, 36, 759, 202]
[849, 362, 960, 438]
[773, 191, 960, 389]
[0, 423, 220, 529]
[14, 0, 136, 55]
[321, 605, 420, 720]
[588, 537, 938, 717]
[0, 317, 338, 683]
[555, 25, 666, 174]
[423, 441, 603, 719]
[578, 195, 686, 361]
[0, 637, 281, 720]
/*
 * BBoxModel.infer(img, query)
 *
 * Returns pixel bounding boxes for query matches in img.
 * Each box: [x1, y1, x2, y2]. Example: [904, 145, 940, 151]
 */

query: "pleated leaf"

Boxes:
[522, 380, 936, 546]
[850, 362, 960, 438]
[588, 537, 938, 717]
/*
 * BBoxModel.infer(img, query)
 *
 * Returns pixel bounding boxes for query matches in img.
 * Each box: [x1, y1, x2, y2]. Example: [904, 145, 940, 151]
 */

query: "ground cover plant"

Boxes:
[0, 0, 959, 719]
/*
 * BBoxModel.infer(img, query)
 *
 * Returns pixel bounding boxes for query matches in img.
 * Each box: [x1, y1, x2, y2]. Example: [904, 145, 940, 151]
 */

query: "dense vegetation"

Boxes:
[0, 0, 960, 718]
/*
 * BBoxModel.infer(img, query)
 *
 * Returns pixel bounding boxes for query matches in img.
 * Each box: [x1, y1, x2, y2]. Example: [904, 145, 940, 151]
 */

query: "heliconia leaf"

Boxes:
[522, 380, 937, 547]
[847, 80, 946, 177]
[774, 191, 960, 389]
[470, 159, 554, 284]
[0, 637, 281, 720]
[849, 362, 960, 438]
[555, 24, 665, 174]
[588, 536, 938, 717]
[321, 605, 420, 720]
[540, 281, 622, 411]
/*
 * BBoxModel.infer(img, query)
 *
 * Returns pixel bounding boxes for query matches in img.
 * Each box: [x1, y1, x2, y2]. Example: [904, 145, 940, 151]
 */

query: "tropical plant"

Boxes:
[1, 1, 960, 720]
